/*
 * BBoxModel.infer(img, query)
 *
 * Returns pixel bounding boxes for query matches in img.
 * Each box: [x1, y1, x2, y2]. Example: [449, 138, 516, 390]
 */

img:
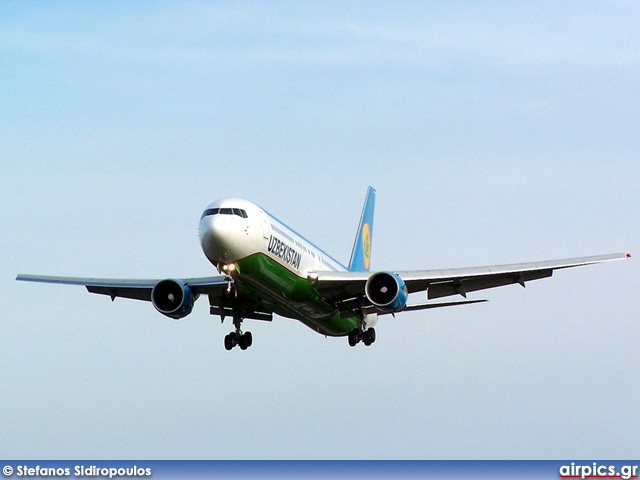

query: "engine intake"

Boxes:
[365, 272, 408, 312]
[151, 279, 196, 319]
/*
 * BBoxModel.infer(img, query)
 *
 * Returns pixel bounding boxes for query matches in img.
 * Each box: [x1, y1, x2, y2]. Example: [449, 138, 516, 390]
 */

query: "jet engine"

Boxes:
[151, 279, 197, 319]
[365, 272, 408, 312]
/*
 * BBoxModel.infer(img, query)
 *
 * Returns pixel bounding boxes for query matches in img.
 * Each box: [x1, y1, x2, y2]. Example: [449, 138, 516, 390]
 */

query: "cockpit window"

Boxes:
[200, 207, 248, 219]
[200, 208, 219, 219]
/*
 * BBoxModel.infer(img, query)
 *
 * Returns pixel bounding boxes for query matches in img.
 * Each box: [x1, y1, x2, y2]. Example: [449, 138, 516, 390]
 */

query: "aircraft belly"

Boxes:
[235, 253, 357, 336]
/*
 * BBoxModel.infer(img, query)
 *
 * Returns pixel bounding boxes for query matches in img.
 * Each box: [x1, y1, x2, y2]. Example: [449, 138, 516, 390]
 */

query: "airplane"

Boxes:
[17, 187, 630, 351]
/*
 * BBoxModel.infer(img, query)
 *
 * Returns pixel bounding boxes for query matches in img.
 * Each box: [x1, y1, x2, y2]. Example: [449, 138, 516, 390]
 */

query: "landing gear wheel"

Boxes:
[348, 329, 359, 347]
[363, 328, 376, 346]
[224, 333, 235, 351]
[225, 331, 253, 351]
[239, 331, 253, 350]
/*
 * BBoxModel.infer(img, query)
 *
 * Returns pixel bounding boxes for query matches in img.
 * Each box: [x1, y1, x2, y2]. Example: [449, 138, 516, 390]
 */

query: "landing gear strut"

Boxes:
[223, 290, 253, 351]
[348, 305, 376, 347]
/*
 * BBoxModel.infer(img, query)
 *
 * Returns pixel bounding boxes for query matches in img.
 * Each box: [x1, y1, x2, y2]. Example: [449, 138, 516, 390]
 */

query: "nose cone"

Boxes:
[199, 215, 227, 264]
[198, 197, 257, 267]
[199, 213, 248, 265]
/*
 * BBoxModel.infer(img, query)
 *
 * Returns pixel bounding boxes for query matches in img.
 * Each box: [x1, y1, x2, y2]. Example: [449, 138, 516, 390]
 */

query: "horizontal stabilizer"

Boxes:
[370, 299, 487, 316]
[401, 299, 487, 311]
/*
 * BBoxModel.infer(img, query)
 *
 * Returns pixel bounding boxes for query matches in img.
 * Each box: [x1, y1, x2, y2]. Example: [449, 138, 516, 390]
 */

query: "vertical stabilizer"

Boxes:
[348, 186, 376, 272]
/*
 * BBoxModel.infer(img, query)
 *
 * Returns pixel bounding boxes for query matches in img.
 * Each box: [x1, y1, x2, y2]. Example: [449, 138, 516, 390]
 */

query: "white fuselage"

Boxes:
[198, 197, 346, 278]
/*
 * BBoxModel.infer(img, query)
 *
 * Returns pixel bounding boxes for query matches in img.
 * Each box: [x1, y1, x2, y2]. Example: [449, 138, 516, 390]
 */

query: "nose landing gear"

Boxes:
[223, 290, 253, 351]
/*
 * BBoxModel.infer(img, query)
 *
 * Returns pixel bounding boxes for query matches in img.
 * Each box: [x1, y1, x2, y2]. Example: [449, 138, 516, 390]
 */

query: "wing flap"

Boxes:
[427, 269, 552, 299]
[87, 285, 152, 301]
[209, 306, 273, 322]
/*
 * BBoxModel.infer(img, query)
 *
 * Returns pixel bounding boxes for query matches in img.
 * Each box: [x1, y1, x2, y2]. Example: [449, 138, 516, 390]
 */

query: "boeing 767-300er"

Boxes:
[17, 187, 630, 350]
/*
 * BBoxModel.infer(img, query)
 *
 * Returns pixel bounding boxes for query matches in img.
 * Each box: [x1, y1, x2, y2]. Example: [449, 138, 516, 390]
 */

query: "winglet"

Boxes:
[348, 186, 376, 272]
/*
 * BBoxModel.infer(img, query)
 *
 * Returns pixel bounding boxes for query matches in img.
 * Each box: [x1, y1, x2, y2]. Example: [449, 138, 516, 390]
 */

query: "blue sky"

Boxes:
[1, 1, 639, 459]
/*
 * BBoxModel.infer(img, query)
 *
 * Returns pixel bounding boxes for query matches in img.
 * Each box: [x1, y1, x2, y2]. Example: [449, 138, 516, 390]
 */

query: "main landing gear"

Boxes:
[224, 307, 254, 351]
[224, 330, 253, 351]
[348, 327, 376, 347]
[347, 305, 377, 347]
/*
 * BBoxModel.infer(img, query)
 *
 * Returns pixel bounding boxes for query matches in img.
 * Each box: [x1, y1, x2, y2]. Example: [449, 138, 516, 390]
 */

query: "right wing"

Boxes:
[15, 274, 230, 301]
[15, 274, 274, 322]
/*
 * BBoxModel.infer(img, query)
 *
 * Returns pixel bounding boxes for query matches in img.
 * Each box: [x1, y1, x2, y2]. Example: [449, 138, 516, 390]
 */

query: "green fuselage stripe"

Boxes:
[235, 253, 358, 337]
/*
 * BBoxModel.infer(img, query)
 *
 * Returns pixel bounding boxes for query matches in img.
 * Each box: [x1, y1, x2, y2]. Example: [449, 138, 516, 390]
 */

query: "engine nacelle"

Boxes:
[365, 272, 408, 312]
[151, 279, 196, 319]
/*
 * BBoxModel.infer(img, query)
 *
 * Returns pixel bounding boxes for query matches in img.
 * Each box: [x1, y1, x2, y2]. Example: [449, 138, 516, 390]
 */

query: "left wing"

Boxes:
[311, 252, 631, 302]
[15, 274, 230, 301]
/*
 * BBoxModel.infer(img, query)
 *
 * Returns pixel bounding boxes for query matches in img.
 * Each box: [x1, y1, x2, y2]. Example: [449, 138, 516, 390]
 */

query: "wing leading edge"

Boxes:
[310, 252, 631, 301]
[15, 274, 229, 301]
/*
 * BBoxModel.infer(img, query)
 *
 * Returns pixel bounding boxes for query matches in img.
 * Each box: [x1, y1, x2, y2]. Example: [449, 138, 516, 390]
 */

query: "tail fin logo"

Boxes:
[348, 186, 375, 272]
[362, 222, 371, 270]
